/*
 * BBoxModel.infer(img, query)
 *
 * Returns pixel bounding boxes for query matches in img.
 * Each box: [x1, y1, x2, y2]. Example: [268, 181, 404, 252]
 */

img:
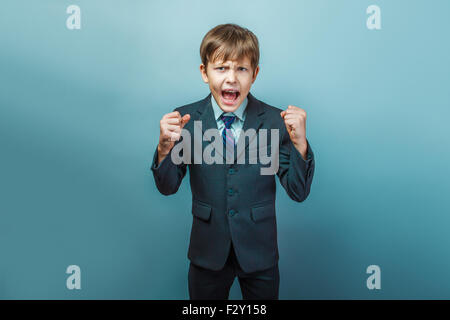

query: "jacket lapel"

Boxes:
[235, 92, 265, 162]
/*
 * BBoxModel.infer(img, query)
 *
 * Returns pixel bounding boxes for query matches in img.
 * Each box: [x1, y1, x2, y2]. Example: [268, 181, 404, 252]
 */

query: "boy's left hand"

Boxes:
[280, 105, 308, 160]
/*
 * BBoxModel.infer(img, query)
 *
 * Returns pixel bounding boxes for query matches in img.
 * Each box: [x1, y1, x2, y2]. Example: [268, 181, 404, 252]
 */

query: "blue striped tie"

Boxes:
[220, 114, 236, 160]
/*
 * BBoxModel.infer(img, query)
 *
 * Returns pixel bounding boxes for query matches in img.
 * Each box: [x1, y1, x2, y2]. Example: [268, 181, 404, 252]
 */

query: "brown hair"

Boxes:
[200, 23, 259, 75]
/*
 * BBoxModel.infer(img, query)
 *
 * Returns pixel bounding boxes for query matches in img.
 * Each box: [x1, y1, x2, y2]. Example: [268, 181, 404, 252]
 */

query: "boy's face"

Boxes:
[200, 55, 259, 113]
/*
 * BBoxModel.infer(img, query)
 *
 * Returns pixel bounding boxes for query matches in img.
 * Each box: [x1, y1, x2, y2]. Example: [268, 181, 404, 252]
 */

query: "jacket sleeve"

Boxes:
[150, 106, 189, 197]
[276, 124, 315, 202]
[150, 143, 188, 195]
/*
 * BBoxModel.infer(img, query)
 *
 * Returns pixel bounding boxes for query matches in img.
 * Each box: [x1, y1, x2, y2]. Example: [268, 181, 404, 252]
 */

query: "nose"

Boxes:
[226, 69, 236, 83]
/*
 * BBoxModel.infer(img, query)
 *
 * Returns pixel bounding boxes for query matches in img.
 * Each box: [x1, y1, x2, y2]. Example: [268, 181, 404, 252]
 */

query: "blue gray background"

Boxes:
[1, 0, 449, 299]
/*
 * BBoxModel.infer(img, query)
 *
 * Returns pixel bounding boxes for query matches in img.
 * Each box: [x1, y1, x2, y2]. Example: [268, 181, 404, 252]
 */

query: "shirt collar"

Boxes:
[211, 93, 248, 122]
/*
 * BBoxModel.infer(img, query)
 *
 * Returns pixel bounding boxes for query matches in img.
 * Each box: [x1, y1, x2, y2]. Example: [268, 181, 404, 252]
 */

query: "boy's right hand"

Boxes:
[157, 111, 191, 164]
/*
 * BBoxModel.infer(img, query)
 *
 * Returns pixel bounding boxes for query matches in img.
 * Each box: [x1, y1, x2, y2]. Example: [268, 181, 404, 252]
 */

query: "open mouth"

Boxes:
[221, 89, 240, 105]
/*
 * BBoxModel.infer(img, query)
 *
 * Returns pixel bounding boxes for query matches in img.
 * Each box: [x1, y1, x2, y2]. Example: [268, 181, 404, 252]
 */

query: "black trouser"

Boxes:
[188, 243, 279, 300]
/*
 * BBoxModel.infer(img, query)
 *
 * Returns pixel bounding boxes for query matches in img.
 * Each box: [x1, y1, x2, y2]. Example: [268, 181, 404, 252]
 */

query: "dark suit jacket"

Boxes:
[150, 92, 315, 273]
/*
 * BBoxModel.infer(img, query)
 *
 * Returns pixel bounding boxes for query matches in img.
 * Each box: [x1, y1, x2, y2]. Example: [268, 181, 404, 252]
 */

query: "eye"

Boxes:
[216, 67, 225, 71]
[239, 67, 247, 71]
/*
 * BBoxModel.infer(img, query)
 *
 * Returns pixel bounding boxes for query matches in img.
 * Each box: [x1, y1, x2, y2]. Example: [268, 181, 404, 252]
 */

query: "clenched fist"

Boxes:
[157, 111, 190, 164]
[280, 105, 308, 160]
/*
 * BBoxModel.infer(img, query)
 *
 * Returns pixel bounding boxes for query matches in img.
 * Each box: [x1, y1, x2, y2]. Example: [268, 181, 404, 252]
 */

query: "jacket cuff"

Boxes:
[290, 139, 314, 172]
[150, 145, 170, 172]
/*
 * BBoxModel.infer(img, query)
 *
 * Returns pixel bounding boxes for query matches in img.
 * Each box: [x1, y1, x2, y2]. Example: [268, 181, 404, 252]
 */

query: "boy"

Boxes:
[150, 23, 315, 300]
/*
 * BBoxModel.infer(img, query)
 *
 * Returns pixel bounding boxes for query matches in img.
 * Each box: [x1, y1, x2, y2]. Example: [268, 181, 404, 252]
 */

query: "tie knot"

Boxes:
[221, 114, 236, 129]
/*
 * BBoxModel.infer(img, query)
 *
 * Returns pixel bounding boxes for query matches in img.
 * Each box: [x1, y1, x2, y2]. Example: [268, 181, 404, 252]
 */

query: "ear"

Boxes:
[200, 64, 209, 83]
[252, 65, 260, 83]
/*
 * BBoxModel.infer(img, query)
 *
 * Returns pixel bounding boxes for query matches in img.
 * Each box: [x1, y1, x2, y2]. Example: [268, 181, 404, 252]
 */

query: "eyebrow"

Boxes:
[214, 63, 250, 68]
